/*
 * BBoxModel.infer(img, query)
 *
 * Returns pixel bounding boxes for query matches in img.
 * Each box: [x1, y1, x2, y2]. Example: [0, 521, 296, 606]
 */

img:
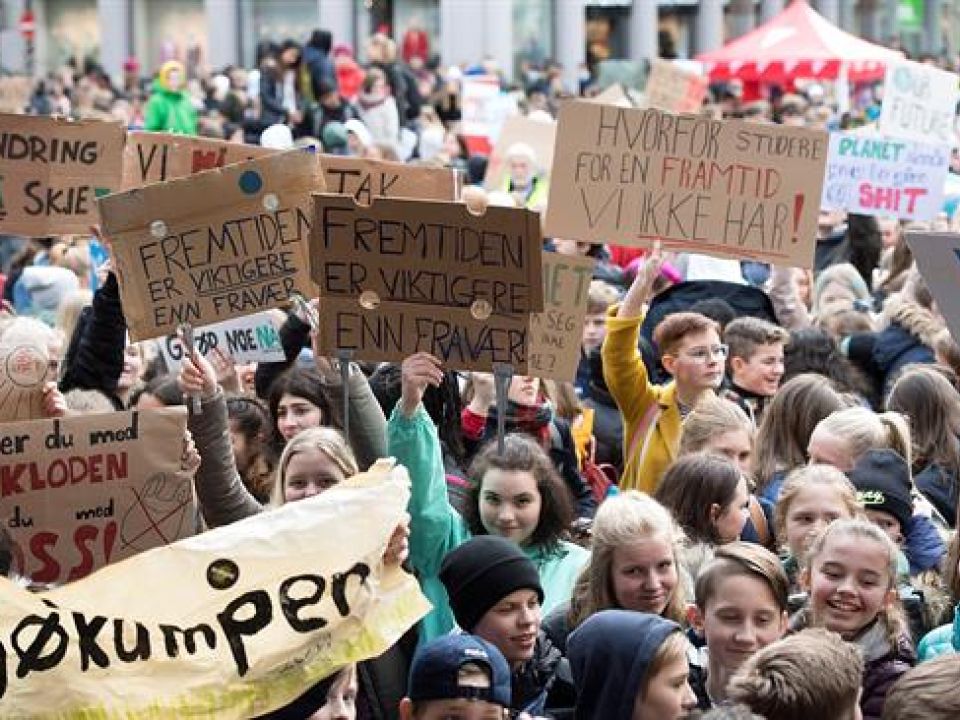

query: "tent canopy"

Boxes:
[697, 0, 903, 83]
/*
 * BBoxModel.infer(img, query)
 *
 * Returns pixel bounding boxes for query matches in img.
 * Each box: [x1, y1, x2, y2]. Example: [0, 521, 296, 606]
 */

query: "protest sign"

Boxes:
[590, 84, 639, 108]
[320, 154, 460, 203]
[645, 59, 709, 114]
[0, 337, 48, 422]
[309, 194, 544, 371]
[1, 407, 194, 587]
[821, 132, 949, 221]
[906, 232, 960, 345]
[461, 74, 518, 155]
[544, 101, 828, 268]
[99, 150, 324, 341]
[597, 60, 646, 91]
[0, 459, 430, 719]
[158, 311, 284, 370]
[483, 115, 557, 191]
[878, 59, 959, 146]
[0, 113, 124, 236]
[528, 253, 594, 382]
[122, 131, 276, 189]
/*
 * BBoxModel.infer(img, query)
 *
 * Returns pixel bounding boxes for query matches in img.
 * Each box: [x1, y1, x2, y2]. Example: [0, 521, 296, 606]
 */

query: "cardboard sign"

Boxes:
[461, 74, 516, 141]
[320, 154, 460, 203]
[590, 84, 643, 108]
[878, 60, 959, 146]
[0, 339, 48, 422]
[122, 131, 276, 189]
[528, 253, 594, 382]
[0, 114, 125, 236]
[822, 132, 949, 221]
[906, 232, 960, 345]
[483, 115, 557, 191]
[597, 60, 646, 91]
[0, 460, 429, 718]
[646, 59, 709, 114]
[309, 195, 544, 371]
[544, 101, 829, 268]
[1, 407, 194, 587]
[158, 311, 285, 370]
[99, 150, 324, 341]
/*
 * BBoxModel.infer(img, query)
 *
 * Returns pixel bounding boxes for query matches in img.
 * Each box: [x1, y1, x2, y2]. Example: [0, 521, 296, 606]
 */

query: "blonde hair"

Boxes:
[805, 519, 906, 645]
[812, 263, 871, 317]
[728, 628, 863, 720]
[774, 465, 861, 549]
[272, 427, 358, 506]
[680, 397, 754, 457]
[587, 280, 619, 315]
[55, 289, 93, 345]
[569, 491, 687, 627]
[813, 407, 912, 468]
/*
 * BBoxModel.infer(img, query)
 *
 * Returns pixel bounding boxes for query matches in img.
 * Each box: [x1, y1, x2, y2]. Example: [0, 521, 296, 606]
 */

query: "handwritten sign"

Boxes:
[320, 154, 460, 203]
[309, 195, 544, 371]
[821, 132, 949, 221]
[99, 150, 324, 341]
[544, 101, 828, 268]
[906, 232, 960, 345]
[878, 60, 959, 146]
[0, 114, 124, 236]
[0, 460, 429, 719]
[0, 339, 48, 422]
[646, 60, 709, 114]
[158, 311, 284, 370]
[483, 116, 557, 191]
[528, 253, 594, 382]
[1, 407, 194, 587]
[122, 131, 276, 189]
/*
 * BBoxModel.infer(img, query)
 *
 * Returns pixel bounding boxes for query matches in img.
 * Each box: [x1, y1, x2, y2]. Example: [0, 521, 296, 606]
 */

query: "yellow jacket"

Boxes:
[601, 307, 681, 493]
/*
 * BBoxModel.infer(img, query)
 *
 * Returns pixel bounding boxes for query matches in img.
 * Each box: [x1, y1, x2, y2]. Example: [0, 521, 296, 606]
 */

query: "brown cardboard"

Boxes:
[645, 59, 709, 114]
[99, 150, 324, 341]
[906, 232, 960, 346]
[544, 101, 828, 268]
[528, 253, 595, 382]
[310, 194, 544, 372]
[320, 155, 460, 202]
[0, 339, 48, 422]
[1, 407, 194, 586]
[0, 113, 125, 236]
[483, 116, 556, 191]
[122, 131, 277, 188]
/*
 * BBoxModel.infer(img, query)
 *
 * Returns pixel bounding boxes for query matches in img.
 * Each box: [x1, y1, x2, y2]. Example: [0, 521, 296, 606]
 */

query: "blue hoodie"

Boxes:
[568, 610, 680, 720]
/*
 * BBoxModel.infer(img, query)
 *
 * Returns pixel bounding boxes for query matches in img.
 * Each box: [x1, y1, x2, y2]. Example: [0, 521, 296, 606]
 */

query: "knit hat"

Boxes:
[408, 634, 511, 707]
[439, 536, 544, 631]
[846, 448, 913, 533]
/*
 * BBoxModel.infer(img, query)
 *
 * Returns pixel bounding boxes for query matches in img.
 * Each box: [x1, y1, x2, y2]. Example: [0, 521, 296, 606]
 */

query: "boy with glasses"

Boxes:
[602, 249, 725, 492]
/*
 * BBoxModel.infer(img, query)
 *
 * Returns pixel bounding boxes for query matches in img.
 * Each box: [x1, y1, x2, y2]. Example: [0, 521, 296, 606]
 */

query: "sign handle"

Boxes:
[492, 363, 514, 455]
[336, 349, 354, 438]
[177, 323, 203, 415]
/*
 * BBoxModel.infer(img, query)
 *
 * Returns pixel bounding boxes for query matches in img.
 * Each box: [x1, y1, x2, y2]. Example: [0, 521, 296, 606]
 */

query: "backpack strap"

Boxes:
[625, 401, 663, 476]
[748, 495, 772, 548]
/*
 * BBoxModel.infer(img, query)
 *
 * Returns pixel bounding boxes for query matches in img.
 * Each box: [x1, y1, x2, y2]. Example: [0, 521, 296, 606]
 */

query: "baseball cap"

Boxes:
[408, 634, 511, 708]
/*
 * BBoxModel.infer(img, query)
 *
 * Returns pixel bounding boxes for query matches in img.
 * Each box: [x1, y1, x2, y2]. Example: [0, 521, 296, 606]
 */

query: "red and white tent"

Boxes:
[697, 0, 903, 83]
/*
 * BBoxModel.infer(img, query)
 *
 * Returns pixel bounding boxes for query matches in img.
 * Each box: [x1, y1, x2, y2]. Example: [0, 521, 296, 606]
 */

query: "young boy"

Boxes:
[399, 634, 512, 720]
[722, 316, 789, 424]
[727, 628, 864, 720]
[603, 251, 724, 492]
[847, 449, 913, 549]
[576, 280, 620, 396]
[881, 654, 960, 720]
[688, 542, 790, 709]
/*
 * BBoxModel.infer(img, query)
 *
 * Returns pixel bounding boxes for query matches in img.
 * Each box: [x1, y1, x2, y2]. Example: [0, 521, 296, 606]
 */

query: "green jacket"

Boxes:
[144, 80, 198, 135]
[386, 404, 588, 642]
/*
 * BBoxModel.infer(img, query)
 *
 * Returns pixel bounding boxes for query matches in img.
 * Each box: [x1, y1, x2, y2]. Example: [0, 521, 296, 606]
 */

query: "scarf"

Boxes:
[486, 400, 554, 445]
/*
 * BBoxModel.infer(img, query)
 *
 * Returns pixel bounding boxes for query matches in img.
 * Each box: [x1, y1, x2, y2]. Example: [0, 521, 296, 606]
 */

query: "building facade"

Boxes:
[0, 0, 956, 87]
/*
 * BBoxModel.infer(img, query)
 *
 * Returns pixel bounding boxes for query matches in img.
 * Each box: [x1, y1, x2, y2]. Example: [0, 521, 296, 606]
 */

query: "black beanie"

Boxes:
[847, 448, 913, 533]
[439, 536, 544, 631]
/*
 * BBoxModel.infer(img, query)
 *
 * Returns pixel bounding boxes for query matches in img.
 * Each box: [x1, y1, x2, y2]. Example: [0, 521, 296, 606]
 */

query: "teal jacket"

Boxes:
[918, 603, 959, 661]
[387, 404, 589, 642]
[144, 80, 198, 135]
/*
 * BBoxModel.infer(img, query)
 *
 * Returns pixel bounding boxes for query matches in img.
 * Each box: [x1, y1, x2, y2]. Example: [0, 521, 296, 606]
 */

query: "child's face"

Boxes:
[703, 429, 753, 475]
[805, 534, 895, 639]
[694, 575, 788, 676]
[864, 509, 904, 546]
[784, 484, 853, 559]
[665, 329, 726, 392]
[472, 588, 541, 667]
[711, 477, 751, 544]
[632, 651, 698, 720]
[611, 535, 678, 616]
[582, 313, 607, 353]
[730, 342, 785, 397]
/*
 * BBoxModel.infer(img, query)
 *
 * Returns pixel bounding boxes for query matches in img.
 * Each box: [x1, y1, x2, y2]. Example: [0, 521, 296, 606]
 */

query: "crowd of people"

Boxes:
[2, 21, 960, 720]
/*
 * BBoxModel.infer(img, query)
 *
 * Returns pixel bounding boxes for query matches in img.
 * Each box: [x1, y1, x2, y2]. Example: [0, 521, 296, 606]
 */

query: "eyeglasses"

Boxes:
[679, 344, 728, 362]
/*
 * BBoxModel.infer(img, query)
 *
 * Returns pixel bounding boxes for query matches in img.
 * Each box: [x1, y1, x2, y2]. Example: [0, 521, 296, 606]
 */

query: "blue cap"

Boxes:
[408, 634, 511, 708]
